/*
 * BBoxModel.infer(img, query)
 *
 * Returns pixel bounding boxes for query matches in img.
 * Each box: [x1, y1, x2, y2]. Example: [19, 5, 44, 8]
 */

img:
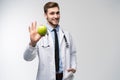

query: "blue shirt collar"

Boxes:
[46, 23, 59, 32]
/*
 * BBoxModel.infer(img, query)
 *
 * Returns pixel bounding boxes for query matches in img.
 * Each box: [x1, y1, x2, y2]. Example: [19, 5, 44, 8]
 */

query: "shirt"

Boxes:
[46, 23, 63, 73]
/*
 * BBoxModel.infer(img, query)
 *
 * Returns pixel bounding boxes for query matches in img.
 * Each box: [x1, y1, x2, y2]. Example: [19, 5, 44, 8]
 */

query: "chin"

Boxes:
[48, 21, 59, 27]
[53, 22, 59, 26]
[51, 22, 58, 26]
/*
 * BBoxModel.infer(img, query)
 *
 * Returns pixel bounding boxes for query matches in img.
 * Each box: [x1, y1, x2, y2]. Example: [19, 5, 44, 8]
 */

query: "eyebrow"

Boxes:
[50, 11, 60, 14]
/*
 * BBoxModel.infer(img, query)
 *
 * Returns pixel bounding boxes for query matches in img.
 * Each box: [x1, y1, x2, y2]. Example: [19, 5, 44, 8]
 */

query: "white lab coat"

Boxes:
[24, 28, 77, 80]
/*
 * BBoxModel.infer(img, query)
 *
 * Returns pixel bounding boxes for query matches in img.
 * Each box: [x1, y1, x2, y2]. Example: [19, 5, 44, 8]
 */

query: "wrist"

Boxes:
[29, 42, 36, 47]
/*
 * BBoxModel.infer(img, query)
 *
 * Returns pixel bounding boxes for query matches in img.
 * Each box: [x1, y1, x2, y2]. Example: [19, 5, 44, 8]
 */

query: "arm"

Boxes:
[24, 21, 42, 61]
[24, 44, 38, 61]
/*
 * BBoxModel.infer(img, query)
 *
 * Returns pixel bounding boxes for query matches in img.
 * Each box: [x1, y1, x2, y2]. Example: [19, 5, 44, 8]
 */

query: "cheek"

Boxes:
[47, 15, 53, 20]
[58, 15, 60, 18]
[58, 14, 60, 17]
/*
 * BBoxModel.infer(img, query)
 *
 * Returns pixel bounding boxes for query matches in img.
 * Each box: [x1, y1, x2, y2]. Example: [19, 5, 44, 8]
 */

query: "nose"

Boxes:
[54, 13, 59, 18]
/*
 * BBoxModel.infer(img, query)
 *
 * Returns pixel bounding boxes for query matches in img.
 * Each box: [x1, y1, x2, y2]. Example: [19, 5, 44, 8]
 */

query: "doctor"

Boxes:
[24, 2, 77, 80]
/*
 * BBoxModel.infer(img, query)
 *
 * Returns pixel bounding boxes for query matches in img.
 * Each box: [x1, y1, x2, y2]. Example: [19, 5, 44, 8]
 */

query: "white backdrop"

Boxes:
[0, 0, 120, 80]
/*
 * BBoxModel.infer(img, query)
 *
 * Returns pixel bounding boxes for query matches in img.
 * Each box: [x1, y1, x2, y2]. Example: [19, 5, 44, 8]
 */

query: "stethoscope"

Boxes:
[41, 31, 69, 48]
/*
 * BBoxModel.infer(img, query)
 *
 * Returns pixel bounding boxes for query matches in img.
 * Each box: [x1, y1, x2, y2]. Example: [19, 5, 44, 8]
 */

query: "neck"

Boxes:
[47, 22, 58, 28]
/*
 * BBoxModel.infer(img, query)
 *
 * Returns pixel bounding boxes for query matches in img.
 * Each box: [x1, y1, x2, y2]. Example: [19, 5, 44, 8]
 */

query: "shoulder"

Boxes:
[60, 29, 73, 41]
[62, 29, 72, 37]
[59, 27, 70, 35]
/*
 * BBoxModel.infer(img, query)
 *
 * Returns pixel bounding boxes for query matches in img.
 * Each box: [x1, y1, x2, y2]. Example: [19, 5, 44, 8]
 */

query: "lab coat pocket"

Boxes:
[64, 71, 74, 80]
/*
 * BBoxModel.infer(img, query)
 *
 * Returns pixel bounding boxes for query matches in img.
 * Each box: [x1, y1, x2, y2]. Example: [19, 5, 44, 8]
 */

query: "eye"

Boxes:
[56, 11, 60, 15]
[50, 12, 55, 15]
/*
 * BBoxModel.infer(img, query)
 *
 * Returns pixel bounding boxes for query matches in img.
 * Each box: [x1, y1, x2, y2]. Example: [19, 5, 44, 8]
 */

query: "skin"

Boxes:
[45, 7, 60, 28]
[29, 7, 76, 73]
[29, 7, 60, 46]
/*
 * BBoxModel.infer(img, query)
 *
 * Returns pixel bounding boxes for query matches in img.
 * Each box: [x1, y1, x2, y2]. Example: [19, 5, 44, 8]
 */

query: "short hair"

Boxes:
[44, 2, 59, 13]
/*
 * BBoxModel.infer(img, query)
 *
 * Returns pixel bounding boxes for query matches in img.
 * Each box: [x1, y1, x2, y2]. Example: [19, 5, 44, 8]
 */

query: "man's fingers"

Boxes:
[31, 22, 34, 30]
[67, 68, 76, 73]
[29, 25, 32, 33]
[33, 21, 37, 30]
[35, 21, 37, 28]
[29, 21, 37, 33]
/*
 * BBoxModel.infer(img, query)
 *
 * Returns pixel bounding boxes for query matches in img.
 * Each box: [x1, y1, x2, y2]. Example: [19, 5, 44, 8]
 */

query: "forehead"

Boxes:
[47, 7, 59, 13]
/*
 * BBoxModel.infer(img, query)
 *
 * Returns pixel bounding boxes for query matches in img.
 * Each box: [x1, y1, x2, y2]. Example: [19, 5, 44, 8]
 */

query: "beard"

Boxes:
[47, 18, 60, 27]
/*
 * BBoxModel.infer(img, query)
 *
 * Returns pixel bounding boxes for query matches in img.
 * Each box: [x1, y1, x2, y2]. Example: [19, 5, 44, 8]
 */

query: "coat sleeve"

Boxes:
[69, 33, 77, 70]
[23, 44, 38, 61]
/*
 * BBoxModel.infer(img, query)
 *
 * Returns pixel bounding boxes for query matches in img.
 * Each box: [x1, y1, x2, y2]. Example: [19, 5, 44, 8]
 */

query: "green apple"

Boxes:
[37, 25, 47, 36]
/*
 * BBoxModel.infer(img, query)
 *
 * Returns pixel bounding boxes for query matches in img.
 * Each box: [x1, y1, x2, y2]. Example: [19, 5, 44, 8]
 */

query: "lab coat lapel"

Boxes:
[47, 29, 54, 48]
[59, 28, 64, 46]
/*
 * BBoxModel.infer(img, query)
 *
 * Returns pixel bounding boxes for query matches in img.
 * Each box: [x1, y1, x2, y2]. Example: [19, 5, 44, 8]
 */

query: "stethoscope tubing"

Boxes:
[42, 31, 69, 48]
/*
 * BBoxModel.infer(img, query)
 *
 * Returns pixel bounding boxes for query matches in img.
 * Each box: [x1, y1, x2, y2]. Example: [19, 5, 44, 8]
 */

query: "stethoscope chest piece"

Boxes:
[66, 42, 69, 48]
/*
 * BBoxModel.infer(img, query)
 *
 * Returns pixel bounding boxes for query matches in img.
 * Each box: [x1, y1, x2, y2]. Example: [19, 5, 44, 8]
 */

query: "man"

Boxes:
[24, 2, 77, 80]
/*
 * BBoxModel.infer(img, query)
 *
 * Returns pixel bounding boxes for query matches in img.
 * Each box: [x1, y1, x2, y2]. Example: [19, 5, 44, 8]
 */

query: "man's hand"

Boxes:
[67, 68, 76, 73]
[29, 21, 42, 47]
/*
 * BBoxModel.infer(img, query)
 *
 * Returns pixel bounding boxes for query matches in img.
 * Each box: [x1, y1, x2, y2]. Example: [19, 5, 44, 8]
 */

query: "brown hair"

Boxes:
[44, 2, 59, 13]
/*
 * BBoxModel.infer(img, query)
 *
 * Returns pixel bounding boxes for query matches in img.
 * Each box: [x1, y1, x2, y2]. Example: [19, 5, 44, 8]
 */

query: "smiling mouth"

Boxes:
[53, 19, 59, 22]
